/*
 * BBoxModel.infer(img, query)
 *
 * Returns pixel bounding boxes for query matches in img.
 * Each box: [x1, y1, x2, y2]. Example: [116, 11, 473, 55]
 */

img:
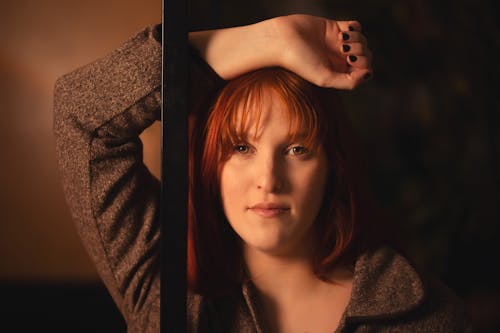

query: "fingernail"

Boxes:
[342, 32, 349, 41]
[349, 55, 357, 62]
[364, 72, 371, 80]
[342, 44, 351, 52]
[348, 25, 355, 31]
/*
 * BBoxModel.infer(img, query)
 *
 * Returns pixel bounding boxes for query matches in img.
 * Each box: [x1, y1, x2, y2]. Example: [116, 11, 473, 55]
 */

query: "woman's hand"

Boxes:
[274, 14, 372, 90]
[189, 14, 372, 90]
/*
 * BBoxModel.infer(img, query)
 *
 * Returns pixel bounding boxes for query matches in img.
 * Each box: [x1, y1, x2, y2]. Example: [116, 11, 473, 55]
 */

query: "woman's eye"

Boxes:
[234, 144, 250, 154]
[289, 146, 309, 156]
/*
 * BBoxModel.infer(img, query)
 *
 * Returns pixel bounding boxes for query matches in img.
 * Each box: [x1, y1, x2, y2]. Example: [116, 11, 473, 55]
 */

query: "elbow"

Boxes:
[53, 69, 90, 136]
[53, 70, 93, 146]
[53, 74, 72, 123]
[53, 74, 75, 139]
[53, 75, 68, 135]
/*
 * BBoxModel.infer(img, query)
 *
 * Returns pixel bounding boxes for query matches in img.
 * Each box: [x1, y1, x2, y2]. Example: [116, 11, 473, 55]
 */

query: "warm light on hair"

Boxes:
[188, 67, 385, 296]
[209, 69, 323, 162]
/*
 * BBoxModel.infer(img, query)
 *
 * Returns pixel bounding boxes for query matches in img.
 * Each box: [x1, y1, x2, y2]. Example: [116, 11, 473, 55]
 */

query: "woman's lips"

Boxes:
[248, 203, 290, 218]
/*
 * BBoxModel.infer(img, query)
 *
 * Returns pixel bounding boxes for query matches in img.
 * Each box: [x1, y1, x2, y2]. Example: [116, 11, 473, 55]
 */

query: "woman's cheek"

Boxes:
[220, 159, 250, 209]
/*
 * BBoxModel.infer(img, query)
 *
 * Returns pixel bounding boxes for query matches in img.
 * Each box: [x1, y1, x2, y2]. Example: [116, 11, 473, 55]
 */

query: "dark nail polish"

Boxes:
[348, 25, 355, 31]
[342, 44, 351, 52]
[349, 55, 357, 62]
[364, 72, 371, 80]
[342, 32, 349, 41]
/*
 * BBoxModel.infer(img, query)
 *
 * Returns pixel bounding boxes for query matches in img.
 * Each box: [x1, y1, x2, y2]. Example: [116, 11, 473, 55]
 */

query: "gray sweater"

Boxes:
[53, 25, 473, 333]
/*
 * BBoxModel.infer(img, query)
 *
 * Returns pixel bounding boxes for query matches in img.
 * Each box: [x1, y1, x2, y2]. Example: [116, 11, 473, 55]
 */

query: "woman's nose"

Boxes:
[255, 154, 285, 193]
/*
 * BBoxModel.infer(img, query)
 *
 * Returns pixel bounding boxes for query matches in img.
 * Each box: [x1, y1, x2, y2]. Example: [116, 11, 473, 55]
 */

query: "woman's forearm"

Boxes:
[189, 18, 280, 80]
[190, 14, 373, 90]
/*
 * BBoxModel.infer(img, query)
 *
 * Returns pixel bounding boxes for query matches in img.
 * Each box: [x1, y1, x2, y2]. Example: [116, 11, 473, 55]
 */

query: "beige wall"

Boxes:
[0, 0, 162, 281]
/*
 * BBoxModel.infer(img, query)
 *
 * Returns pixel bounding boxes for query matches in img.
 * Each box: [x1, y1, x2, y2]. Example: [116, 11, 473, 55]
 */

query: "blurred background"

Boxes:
[0, 0, 498, 331]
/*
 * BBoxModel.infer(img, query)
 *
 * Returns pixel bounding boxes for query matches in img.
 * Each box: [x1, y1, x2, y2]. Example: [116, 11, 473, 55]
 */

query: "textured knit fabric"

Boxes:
[54, 25, 473, 333]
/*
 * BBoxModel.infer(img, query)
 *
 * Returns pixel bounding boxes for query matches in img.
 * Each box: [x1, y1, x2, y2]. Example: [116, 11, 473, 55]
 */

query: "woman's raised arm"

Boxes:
[54, 26, 164, 331]
[190, 14, 372, 90]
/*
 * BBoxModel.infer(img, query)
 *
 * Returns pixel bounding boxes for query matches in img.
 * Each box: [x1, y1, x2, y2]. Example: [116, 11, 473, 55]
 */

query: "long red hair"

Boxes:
[188, 67, 385, 296]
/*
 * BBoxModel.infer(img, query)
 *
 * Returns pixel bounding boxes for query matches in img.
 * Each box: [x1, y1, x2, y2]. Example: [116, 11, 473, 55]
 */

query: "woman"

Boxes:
[54, 14, 471, 332]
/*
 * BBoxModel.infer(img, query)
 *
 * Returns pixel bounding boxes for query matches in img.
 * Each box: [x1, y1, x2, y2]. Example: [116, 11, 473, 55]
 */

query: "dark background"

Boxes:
[0, 0, 498, 332]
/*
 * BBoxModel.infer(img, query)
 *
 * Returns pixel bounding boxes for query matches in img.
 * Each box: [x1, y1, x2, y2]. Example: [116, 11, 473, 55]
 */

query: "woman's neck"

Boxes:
[244, 245, 352, 303]
[244, 246, 354, 333]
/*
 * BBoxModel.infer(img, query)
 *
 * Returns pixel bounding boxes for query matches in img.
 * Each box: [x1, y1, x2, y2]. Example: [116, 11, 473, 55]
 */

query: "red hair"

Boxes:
[188, 68, 384, 296]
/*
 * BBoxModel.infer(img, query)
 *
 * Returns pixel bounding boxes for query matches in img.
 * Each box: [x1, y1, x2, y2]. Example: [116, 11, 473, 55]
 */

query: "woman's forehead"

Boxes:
[232, 91, 293, 137]
[217, 79, 322, 149]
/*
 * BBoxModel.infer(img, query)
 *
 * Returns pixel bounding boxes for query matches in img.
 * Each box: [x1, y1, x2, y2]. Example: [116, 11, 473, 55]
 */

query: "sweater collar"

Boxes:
[344, 246, 426, 322]
[241, 246, 426, 330]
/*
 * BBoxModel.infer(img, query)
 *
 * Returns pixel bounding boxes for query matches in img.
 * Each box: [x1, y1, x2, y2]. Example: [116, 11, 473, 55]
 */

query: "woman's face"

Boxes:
[219, 92, 328, 258]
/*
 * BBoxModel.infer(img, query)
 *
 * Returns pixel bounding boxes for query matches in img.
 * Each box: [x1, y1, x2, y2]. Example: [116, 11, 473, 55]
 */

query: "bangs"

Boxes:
[208, 68, 324, 160]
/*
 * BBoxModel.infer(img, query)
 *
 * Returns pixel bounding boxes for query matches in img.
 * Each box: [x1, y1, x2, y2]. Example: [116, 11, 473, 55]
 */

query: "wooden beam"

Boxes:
[161, 0, 188, 331]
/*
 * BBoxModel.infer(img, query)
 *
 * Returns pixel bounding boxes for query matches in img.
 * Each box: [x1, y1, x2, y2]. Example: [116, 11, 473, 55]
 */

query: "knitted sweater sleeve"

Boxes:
[53, 25, 224, 332]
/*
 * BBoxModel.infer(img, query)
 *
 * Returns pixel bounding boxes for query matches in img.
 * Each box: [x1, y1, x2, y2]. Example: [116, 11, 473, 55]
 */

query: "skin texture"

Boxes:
[219, 91, 328, 259]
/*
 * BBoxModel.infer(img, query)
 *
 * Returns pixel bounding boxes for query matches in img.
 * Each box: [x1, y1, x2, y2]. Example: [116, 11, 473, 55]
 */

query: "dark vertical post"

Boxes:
[161, 0, 188, 332]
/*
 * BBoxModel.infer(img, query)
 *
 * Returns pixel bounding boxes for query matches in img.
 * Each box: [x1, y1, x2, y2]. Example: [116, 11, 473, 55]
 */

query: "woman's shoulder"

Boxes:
[344, 245, 474, 332]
